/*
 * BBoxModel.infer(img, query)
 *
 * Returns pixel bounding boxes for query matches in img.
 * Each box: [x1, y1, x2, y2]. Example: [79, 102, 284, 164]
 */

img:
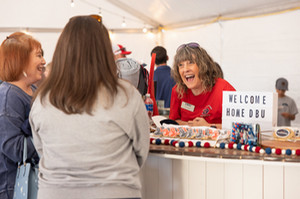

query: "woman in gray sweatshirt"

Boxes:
[29, 15, 150, 199]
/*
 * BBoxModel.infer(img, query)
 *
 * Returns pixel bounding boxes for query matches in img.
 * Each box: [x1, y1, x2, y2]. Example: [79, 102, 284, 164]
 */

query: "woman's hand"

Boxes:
[188, 117, 209, 126]
[175, 119, 189, 125]
[188, 117, 222, 129]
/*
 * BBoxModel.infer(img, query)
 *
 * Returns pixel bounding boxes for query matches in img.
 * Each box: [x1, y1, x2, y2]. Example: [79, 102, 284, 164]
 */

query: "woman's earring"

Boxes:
[23, 71, 27, 77]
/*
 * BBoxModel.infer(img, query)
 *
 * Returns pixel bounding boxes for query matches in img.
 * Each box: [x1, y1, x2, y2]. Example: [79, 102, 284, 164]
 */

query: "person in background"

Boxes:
[112, 43, 145, 95]
[29, 15, 149, 199]
[276, 77, 298, 126]
[0, 32, 43, 199]
[151, 46, 175, 108]
[169, 42, 235, 128]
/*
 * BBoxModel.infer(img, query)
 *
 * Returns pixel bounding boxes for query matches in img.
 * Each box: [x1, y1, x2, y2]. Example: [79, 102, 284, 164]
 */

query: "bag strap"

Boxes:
[23, 137, 28, 163]
[31, 137, 40, 159]
[22, 136, 40, 164]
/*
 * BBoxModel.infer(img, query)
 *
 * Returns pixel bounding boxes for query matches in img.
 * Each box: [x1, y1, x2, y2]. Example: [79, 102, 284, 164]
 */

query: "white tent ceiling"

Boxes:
[108, 0, 300, 29]
[0, 0, 300, 33]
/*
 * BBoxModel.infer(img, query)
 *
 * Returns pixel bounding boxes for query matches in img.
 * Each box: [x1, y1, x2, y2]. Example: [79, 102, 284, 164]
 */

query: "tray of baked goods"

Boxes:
[260, 127, 300, 149]
[151, 121, 300, 149]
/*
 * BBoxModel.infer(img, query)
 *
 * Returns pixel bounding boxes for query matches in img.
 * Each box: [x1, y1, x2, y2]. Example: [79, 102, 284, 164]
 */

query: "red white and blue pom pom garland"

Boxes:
[150, 137, 300, 156]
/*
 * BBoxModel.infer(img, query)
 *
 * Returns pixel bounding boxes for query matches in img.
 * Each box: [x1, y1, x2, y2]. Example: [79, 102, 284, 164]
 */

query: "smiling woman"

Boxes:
[0, 32, 43, 199]
[169, 42, 236, 128]
[0, 32, 46, 94]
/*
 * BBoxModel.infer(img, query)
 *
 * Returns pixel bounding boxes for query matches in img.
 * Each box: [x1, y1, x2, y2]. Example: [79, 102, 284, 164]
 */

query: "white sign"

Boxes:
[222, 91, 278, 131]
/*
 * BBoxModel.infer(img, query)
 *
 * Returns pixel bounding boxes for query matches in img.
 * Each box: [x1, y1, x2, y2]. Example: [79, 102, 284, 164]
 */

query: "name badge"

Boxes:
[181, 102, 195, 112]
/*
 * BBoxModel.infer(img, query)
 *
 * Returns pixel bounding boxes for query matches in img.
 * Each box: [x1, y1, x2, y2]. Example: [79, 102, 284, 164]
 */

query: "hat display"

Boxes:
[276, 78, 288, 91]
[112, 43, 132, 55]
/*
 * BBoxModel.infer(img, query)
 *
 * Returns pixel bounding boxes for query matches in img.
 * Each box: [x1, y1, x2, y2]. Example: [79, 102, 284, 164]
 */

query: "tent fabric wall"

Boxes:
[0, 32, 61, 66]
[0, 32, 157, 70]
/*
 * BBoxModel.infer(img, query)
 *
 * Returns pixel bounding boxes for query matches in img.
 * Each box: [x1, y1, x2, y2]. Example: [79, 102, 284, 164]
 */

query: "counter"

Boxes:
[141, 145, 300, 199]
[149, 144, 300, 162]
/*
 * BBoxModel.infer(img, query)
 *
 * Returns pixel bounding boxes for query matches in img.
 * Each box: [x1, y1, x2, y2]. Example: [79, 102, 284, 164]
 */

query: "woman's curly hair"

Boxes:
[171, 44, 221, 98]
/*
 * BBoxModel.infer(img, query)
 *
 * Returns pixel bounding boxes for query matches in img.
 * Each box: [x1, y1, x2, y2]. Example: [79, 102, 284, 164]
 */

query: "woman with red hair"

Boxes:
[0, 32, 45, 199]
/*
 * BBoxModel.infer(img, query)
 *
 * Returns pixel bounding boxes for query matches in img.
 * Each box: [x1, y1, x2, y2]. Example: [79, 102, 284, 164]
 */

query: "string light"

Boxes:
[121, 17, 127, 27]
[142, 24, 147, 33]
[71, 0, 75, 7]
[77, 0, 156, 30]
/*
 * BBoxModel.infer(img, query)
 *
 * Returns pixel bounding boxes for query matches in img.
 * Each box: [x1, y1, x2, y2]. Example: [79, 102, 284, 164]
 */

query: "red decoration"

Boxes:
[147, 53, 159, 116]
[255, 147, 261, 153]
[150, 138, 154, 144]
[275, 148, 282, 155]
[188, 141, 193, 147]
[172, 141, 178, 147]
[149, 137, 300, 156]
[164, 139, 170, 145]
[204, 142, 210, 148]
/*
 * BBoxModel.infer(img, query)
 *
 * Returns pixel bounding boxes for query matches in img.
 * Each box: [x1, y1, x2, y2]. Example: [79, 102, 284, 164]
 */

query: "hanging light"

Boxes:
[121, 17, 126, 27]
[71, 0, 75, 7]
[142, 24, 147, 33]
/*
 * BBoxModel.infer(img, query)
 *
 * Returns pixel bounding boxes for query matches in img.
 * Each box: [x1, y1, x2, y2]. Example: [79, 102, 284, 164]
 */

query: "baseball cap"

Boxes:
[112, 43, 131, 55]
[276, 77, 288, 91]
